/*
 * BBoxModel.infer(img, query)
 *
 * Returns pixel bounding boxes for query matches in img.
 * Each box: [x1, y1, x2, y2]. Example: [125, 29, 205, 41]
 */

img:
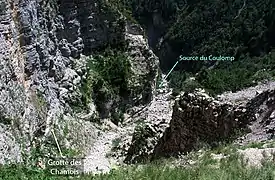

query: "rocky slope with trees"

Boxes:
[0, 0, 275, 178]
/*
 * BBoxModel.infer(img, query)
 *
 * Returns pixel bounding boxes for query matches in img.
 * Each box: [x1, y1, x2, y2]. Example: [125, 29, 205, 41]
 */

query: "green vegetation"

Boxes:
[33, 90, 48, 124]
[129, 0, 184, 28]
[106, 0, 137, 23]
[240, 141, 267, 149]
[169, 72, 202, 95]
[128, 0, 275, 95]
[123, 122, 154, 163]
[209, 144, 238, 156]
[197, 52, 275, 95]
[94, 141, 275, 180]
[73, 48, 131, 124]
[36, 91, 47, 108]
[0, 115, 12, 125]
[77, 0, 275, 96]
[167, 0, 275, 94]
[89, 49, 131, 120]
[164, 0, 275, 60]
[0, 165, 52, 180]
[239, 140, 275, 150]
[168, 50, 275, 95]
[91, 49, 131, 98]
[62, 148, 81, 157]
[2, 142, 275, 180]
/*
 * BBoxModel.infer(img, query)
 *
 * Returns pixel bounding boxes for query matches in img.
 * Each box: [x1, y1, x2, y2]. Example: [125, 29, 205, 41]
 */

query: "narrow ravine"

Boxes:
[83, 74, 175, 174]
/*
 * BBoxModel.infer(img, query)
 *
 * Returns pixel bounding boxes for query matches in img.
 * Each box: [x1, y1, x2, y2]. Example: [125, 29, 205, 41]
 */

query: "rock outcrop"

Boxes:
[122, 76, 173, 163]
[126, 28, 159, 105]
[238, 147, 275, 167]
[153, 89, 245, 157]
[153, 87, 275, 157]
[239, 89, 275, 143]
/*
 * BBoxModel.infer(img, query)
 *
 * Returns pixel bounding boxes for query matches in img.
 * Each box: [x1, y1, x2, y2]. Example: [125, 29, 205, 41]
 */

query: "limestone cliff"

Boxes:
[0, 0, 159, 165]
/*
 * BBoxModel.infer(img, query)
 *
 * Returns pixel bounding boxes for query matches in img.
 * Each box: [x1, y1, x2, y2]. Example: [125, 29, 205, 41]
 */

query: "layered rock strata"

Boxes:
[153, 88, 275, 157]
[0, 0, 158, 165]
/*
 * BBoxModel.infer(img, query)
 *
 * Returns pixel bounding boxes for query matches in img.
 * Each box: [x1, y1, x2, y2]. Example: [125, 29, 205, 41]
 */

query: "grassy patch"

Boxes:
[240, 141, 267, 149]
[210, 144, 238, 156]
[0, 165, 53, 180]
[2, 160, 274, 180]
[2, 142, 275, 180]
[239, 140, 275, 150]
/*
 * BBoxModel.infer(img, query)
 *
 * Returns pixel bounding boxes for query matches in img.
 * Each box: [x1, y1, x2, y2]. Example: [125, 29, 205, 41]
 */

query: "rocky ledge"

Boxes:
[124, 84, 275, 162]
[153, 87, 275, 157]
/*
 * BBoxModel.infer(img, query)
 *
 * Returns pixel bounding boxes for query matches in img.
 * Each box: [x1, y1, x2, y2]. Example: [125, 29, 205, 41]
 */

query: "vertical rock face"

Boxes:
[0, 0, 159, 164]
[57, 0, 126, 55]
[123, 78, 174, 164]
[239, 89, 275, 143]
[125, 27, 159, 105]
[153, 90, 242, 157]
[0, 0, 27, 164]
[153, 88, 275, 157]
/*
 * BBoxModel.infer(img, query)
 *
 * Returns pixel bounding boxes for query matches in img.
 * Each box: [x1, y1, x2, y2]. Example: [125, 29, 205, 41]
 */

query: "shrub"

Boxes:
[75, 48, 131, 123]
[112, 0, 137, 22]
[91, 49, 131, 97]
[196, 51, 275, 95]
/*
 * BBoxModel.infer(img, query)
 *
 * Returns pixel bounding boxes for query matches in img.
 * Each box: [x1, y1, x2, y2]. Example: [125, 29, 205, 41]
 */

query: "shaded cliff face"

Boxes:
[158, 0, 275, 72]
[57, 0, 126, 55]
[0, 0, 159, 164]
[130, 0, 275, 74]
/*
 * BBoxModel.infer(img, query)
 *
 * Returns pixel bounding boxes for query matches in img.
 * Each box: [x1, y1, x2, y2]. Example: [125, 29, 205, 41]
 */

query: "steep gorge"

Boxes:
[0, 0, 159, 166]
[1, 0, 275, 176]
